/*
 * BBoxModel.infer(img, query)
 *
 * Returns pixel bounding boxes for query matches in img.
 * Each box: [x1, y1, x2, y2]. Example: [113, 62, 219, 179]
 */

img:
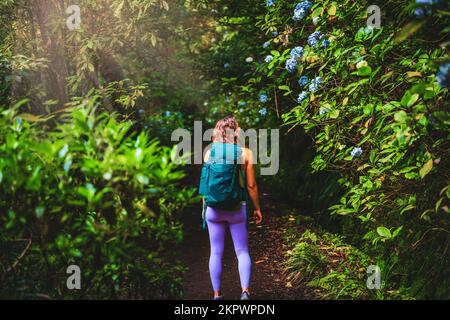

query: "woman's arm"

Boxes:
[243, 148, 263, 224]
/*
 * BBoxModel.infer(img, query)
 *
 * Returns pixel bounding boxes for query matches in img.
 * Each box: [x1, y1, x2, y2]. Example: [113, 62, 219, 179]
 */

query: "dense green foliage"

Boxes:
[1, 0, 448, 300]
[3, 0, 210, 118]
[205, 0, 449, 298]
[284, 217, 413, 299]
[286, 228, 377, 299]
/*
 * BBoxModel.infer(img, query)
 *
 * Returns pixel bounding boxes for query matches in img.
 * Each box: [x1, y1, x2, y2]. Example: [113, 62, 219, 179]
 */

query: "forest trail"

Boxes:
[180, 199, 315, 300]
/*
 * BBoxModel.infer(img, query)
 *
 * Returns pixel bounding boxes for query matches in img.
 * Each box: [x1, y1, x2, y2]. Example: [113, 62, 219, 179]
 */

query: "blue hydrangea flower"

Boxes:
[298, 75, 309, 87]
[322, 39, 330, 48]
[259, 107, 268, 116]
[309, 82, 318, 92]
[309, 77, 323, 92]
[296, 1, 313, 11]
[290, 46, 304, 59]
[436, 62, 450, 88]
[350, 147, 363, 157]
[293, 1, 313, 21]
[319, 108, 330, 115]
[286, 58, 298, 73]
[266, 0, 275, 6]
[272, 31, 278, 36]
[263, 41, 270, 49]
[429, 115, 436, 126]
[312, 31, 323, 39]
[165, 111, 171, 117]
[224, 63, 230, 69]
[308, 31, 323, 47]
[414, 0, 443, 17]
[308, 37, 318, 47]
[297, 91, 309, 103]
[265, 55, 274, 63]
[260, 94, 268, 103]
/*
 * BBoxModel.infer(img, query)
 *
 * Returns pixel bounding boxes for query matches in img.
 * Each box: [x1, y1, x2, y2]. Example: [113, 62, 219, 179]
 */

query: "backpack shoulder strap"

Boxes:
[198, 163, 209, 196]
[210, 143, 216, 159]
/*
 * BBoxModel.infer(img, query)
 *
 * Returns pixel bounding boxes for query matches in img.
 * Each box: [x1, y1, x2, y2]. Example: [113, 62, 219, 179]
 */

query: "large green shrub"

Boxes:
[0, 98, 195, 299]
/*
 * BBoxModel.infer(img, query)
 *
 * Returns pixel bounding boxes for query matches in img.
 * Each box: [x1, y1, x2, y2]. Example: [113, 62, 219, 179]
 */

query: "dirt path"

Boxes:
[180, 201, 313, 300]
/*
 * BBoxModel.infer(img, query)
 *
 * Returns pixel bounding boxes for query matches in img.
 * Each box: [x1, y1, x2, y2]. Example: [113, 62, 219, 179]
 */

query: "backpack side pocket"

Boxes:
[198, 163, 209, 196]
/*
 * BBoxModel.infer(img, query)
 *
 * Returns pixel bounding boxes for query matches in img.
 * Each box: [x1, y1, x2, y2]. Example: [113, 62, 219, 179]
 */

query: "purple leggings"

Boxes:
[206, 204, 251, 292]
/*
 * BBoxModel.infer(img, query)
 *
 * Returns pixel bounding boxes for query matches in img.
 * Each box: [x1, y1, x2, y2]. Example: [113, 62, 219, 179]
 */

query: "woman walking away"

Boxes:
[199, 115, 263, 300]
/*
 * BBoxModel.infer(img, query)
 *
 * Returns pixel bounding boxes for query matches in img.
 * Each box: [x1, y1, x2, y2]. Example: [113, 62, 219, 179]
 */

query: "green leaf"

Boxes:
[327, 4, 337, 16]
[151, 34, 157, 47]
[270, 50, 280, 58]
[87, 63, 95, 73]
[363, 104, 374, 115]
[401, 91, 419, 107]
[377, 226, 392, 238]
[392, 226, 403, 238]
[406, 71, 422, 78]
[136, 174, 149, 185]
[35, 205, 45, 219]
[405, 172, 419, 180]
[357, 66, 372, 77]
[419, 159, 433, 179]
[395, 21, 425, 43]
[311, 7, 323, 19]
[355, 27, 373, 42]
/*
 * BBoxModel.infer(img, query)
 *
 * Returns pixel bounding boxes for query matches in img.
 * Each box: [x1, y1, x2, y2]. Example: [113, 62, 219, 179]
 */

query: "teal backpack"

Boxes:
[199, 142, 248, 229]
